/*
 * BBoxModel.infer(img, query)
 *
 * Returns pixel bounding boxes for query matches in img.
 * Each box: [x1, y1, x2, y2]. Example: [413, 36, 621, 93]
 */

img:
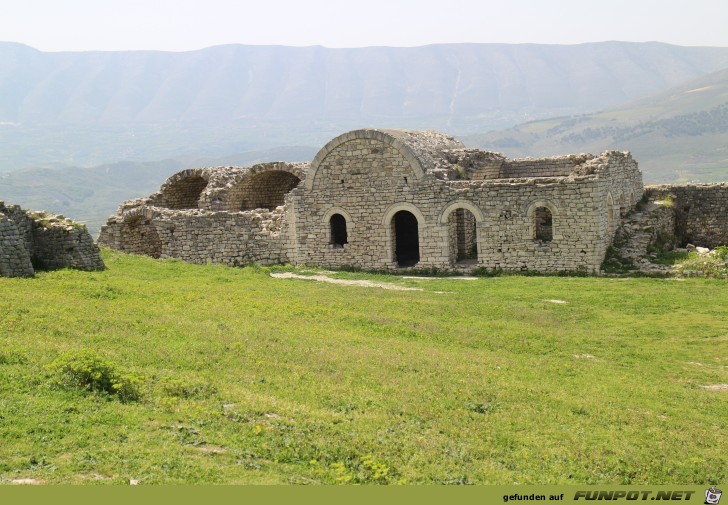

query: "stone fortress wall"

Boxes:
[99, 128, 648, 274]
[0, 202, 105, 277]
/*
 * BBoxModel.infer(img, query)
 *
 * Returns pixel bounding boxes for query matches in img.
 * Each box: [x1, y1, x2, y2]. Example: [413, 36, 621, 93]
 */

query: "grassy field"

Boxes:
[0, 250, 726, 485]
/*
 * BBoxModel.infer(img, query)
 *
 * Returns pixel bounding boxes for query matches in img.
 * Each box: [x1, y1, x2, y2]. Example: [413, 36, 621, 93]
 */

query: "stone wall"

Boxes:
[501, 155, 594, 179]
[0, 202, 105, 277]
[98, 206, 290, 267]
[0, 213, 34, 277]
[645, 184, 728, 248]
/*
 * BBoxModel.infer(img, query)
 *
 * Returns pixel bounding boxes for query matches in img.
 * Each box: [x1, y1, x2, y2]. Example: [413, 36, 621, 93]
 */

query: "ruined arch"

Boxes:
[158, 171, 208, 210]
[228, 170, 301, 211]
[120, 215, 162, 258]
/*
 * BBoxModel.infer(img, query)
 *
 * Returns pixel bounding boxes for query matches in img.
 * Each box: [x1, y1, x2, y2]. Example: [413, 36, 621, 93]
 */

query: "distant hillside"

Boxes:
[2, 41, 728, 171]
[463, 68, 728, 183]
[0, 146, 317, 236]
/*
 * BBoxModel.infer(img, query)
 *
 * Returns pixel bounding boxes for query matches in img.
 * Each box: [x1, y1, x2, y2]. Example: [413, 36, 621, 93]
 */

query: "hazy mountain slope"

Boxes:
[463, 68, 728, 183]
[0, 146, 317, 235]
[2, 41, 728, 171]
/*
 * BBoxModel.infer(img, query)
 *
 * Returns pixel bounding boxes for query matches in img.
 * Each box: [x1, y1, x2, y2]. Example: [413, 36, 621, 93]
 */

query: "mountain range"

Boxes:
[1, 40, 728, 234]
[2, 41, 728, 171]
[463, 67, 728, 182]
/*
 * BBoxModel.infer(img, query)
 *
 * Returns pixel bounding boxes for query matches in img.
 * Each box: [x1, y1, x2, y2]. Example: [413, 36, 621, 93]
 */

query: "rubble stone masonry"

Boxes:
[0, 202, 104, 277]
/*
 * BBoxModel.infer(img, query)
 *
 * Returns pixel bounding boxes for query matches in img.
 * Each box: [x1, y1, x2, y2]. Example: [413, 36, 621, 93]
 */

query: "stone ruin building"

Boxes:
[0, 202, 104, 278]
[98, 128, 650, 274]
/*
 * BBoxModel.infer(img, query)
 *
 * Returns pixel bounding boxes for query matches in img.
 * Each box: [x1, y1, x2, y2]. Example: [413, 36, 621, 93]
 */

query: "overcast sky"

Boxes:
[2, 0, 727, 52]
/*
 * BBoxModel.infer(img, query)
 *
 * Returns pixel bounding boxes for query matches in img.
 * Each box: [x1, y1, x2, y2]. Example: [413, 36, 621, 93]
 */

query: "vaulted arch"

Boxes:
[306, 130, 429, 191]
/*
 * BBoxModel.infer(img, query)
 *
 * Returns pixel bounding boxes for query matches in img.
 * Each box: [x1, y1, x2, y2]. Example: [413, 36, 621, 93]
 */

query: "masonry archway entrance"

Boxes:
[447, 208, 478, 265]
[393, 210, 420, 267]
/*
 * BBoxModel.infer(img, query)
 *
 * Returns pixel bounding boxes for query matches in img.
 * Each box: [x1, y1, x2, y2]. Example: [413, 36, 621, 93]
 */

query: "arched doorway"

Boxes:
[392, 210, 420, 267]
[447, 208, 478, 264]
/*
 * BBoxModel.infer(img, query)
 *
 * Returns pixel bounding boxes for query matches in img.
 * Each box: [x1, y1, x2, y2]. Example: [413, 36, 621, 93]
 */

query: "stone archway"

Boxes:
[392, 210, 420, 267]
[447, 208, 478, 264]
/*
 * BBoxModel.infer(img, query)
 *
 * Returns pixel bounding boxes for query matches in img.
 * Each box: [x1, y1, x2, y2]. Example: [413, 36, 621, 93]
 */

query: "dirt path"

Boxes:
[270, 272, 424, 291]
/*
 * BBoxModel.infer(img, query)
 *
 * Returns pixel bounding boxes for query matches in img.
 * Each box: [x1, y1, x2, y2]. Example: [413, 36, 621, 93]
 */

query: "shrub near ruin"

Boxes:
[47, 349, 144, 403]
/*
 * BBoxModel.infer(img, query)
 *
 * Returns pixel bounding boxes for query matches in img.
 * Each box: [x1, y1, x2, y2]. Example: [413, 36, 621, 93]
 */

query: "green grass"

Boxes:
[0, 250, 726, 485]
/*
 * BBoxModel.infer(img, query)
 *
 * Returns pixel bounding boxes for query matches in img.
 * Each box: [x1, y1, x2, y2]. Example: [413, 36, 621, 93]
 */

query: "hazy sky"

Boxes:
[2, 0, 727, 52]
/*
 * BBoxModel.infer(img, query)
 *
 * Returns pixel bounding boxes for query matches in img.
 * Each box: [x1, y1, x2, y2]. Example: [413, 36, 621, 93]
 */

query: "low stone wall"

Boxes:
[98, 206, 290, 267]
[645, 184, 728, 248]
[501, 155, 594, 178]
[0, 202, 105, 277]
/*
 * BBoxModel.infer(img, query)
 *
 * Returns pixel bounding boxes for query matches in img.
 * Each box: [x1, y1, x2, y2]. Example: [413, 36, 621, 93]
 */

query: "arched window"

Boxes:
[534, 207, 553, 242]
[329, 214, 348, 248]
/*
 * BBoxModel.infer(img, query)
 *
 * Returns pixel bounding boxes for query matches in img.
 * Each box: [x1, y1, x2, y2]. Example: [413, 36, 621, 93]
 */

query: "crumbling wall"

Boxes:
[0, 202, 104, 277]
[32, 219, 106, 271]
[0, 214, 34, 277]
[501, 154, 594, 178]
[645, 184, 728, 248]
